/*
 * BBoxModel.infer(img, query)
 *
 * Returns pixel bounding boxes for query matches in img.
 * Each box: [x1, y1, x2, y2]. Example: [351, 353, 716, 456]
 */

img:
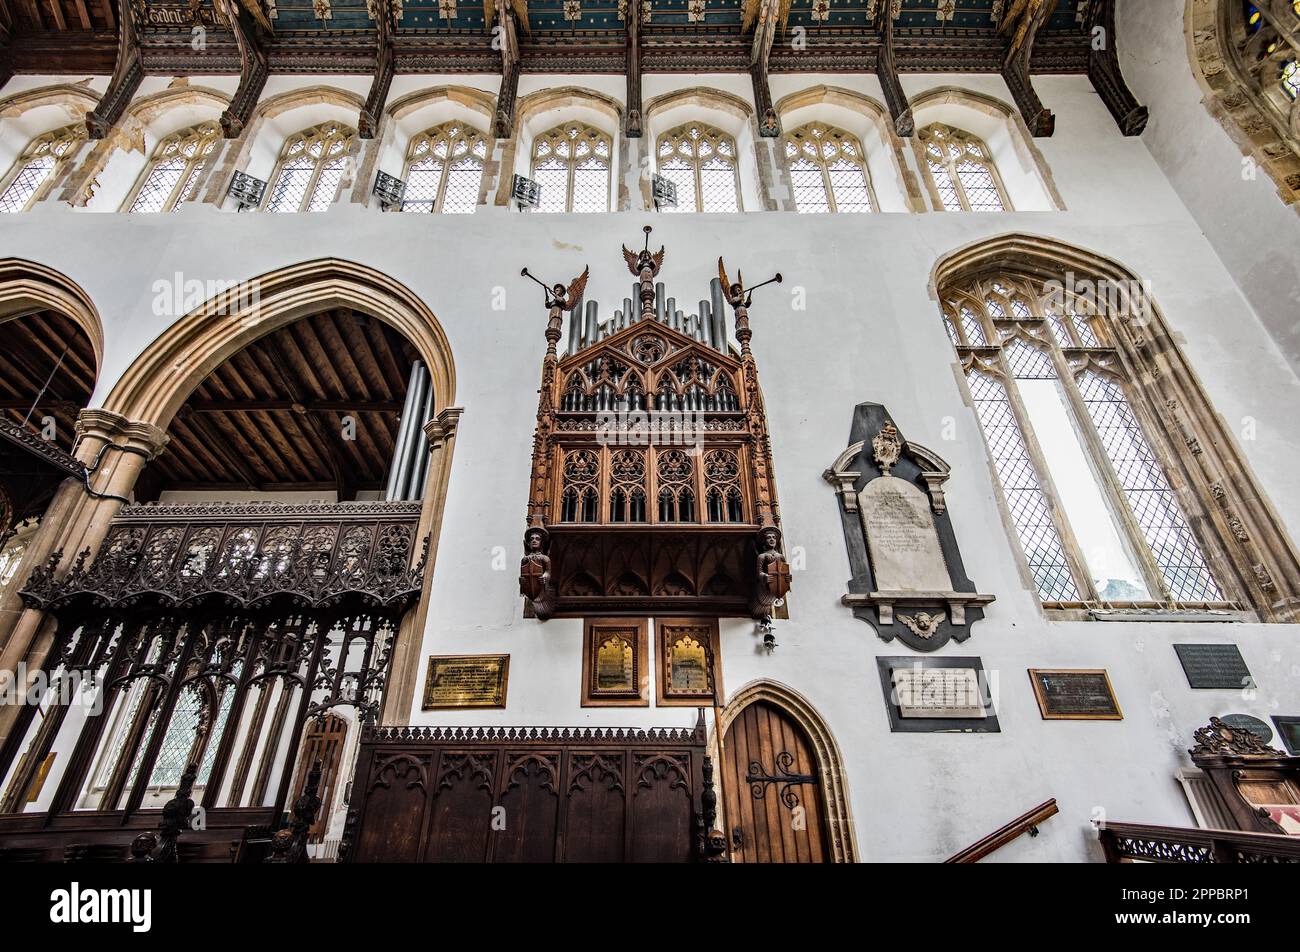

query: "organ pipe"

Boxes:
[386, 361, 429, 501]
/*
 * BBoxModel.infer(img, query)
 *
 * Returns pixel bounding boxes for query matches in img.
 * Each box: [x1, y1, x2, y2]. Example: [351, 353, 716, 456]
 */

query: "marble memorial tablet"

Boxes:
[1174, 643, 1253, 690]
[892, 666, 986, 719]
[858, 476, 951, 592]
[422, 654, 509, 709]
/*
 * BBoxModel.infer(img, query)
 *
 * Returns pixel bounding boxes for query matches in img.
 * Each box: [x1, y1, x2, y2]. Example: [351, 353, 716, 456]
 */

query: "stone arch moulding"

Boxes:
[907, 86, 1066, 212]
[932, 232, 1300, 623]
[773, 84, 926, 213]
[495, 85, 624, 207]
[0, 83, 100, 125]
[712, 679, 858, 863]
[0, 258, 104, 371]
[57, 84, 232, 207]
[203, 85, 368, 206]
[1186, 0, 1300, 205]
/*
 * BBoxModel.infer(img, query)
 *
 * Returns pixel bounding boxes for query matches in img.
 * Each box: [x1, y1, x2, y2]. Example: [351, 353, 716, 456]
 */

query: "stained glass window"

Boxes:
[125, 121, 220, 213]
[782, 122, 873, 213]
[918, 123, 1009, 212]
[1283, 59, 1300, 99]
[943, 273, 1224, 607]
[265, 121, 355, 213]
[402, 121, 488, 213]
[656, 122, 742, 213]
[529, 122, 611, 213]
[0, 124, 84, 213]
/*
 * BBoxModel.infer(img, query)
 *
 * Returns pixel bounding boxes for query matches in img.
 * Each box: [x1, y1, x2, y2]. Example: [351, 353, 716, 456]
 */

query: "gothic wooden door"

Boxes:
[721, 701, 829, 863]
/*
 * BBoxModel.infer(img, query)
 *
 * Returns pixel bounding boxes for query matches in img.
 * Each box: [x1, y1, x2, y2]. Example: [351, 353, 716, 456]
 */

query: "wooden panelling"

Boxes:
[345, 720, 706, 863]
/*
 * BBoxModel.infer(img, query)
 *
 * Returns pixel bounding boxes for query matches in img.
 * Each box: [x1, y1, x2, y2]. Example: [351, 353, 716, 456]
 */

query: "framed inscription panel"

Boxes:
[1029, 669, 1123, 721]
[1173, 643, 1253, 690]
[422, 654, 509, 710]
[582, 618, 649, 706]
[656, 618, 722, 706]
[1272, 717, 1300, 756]
[876, 656, 999, 733]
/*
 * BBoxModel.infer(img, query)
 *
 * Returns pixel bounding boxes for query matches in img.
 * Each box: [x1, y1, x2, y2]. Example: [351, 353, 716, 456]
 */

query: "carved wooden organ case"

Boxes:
[520, 232, 790, 621]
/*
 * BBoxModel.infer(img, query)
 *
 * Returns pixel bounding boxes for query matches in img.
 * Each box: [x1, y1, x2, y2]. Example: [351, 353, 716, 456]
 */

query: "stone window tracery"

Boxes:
[944, 270, 1226, 609]
[656, 122, 742, 213]
[782, 122, 874, 214]
[124, 121, 220, 213]
[401, 121, 487, 214]
[918, 123, 1009, 212]
[0, 124, 84, 213]
[530, 121, 612, 214]
[265, 121, 355, 213]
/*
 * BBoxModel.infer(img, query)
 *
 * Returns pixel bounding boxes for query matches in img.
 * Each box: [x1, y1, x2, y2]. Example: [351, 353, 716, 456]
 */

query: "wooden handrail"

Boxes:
[1098, 821, 1300, 863]
[944, 798, 1059, 863]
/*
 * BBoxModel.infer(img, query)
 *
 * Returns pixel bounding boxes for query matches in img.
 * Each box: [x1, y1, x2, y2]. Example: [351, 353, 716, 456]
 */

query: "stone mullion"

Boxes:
[994, 346, 1098, 604]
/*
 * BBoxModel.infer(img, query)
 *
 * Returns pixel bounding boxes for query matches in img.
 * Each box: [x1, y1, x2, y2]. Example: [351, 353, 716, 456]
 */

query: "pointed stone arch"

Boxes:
[713, 678, 857, 862]
[932, 232, 1300, 621]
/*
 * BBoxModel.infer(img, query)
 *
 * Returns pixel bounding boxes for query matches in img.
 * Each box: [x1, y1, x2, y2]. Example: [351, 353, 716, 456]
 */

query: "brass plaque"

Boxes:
[422, 654, 509, 710]
[594, 634, 636, 695]
[669, 636, 710, 694]
[656, 618, 721, 706]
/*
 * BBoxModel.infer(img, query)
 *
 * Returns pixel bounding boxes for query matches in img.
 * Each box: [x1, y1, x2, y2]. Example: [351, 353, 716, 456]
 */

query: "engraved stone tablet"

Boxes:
[892, 666, 986, 719]
[858, 476, 951, 592]
[1029, 669, 1123, 720]
[1174, 643, 1253, 690]
[422, 654, 509, 709]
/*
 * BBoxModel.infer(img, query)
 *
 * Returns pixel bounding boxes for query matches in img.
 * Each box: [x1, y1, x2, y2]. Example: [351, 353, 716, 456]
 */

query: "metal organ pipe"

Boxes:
[709, 278, 726, 353]
[409, 377, 437, 499]
[385, 360, 424, 500]
[567, 297, 583, 354]
[697, 302, 709, 342]
[584, 304, 598, 349]
[655, 282, 666, 324]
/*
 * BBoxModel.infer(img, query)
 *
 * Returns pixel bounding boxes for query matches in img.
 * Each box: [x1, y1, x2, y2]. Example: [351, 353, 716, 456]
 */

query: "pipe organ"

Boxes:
[519, 230, 791, 621]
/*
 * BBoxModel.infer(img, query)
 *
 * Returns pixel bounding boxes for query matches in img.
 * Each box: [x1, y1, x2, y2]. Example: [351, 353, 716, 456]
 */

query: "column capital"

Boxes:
[423, 406, 464, 452]
[74, 408, 170, 461]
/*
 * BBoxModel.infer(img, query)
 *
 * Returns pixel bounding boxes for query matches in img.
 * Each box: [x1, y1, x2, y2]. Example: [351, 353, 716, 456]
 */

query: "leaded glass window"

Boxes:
[530, 122, 612, 214]
[656, 122, 742, 213]
[782, 122, 873, 213]
[265, 121, 356, 213]
[944, 273, 1224, 607]
[125, 121, 220, 213]
[918, 123, 1009, 212]
[402, 121, 488, 213]
[0, 124, 84, 213]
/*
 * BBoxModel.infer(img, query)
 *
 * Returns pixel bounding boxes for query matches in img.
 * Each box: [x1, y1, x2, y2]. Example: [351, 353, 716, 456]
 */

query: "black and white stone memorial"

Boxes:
[826, 403, 995, 651]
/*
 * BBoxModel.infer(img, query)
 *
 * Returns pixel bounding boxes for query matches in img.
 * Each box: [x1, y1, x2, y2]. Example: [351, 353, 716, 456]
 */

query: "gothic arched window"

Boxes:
[265, 121, 355, 213]
[943, 269, 1228, 609]
[530, 122, 611, 214]
[783, 122, 874, 213]
[0, 124, 84, 213]
[918, 123, 1009, 212]
[402, 121, 487, 214]
[656, 122, 742, 213]
[124, 121, 220, 213]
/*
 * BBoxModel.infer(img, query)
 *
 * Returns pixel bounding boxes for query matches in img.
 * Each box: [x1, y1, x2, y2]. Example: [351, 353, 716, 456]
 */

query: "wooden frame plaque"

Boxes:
[422, 654, 510, 710]
[655, 617, 722, 707]
[1028, 669, 1123, 721]
[581, 617, 649, 707]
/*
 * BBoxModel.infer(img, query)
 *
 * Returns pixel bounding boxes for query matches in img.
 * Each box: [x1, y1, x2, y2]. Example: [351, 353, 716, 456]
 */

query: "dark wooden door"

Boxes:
[292, 713, 348, 842]
[722, 701, 829, 863]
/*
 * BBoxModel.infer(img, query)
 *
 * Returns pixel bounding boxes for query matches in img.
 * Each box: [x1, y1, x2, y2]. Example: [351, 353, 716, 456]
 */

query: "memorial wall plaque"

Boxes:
[422, 654, 510, 710]
[1028, 669, 1123, 720]
[1174, 643, 1253, 690]
[876, 656, 999, 733]
[858, 477, 953, 593]
[1218, 713, 1273, 745]
[581, 617, 648, 706]
[656, 618, 721, 706]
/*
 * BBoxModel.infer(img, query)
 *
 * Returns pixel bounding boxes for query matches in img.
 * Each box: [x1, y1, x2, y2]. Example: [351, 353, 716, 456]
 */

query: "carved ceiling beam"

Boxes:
[0, 2, 13, 91]
[1085, 0, 1147, 136]
[359, 0, 396, 139]
[491, 0, 521, 138]
[625, 0, 642, 137]
[749, 0, 781, 138]
[875, 6, 913, 137]
[85, 0, 142, 139]
[215, 0, 269, 138]
[999, 0, 1055, 137]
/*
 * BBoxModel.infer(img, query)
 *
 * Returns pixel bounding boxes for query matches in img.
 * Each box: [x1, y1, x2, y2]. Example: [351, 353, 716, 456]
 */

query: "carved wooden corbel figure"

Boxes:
[85, 0, 145, 139]
[752, 525, 791, 619]
[519, 526, 556, 620]
[359, 0, 397, 139]
[875, 7, 914, 137]
[215, 0, 270, 138]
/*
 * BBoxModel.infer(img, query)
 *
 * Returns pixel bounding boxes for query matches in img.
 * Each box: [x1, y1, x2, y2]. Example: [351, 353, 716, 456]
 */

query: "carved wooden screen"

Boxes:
[344, 721, 707, 863]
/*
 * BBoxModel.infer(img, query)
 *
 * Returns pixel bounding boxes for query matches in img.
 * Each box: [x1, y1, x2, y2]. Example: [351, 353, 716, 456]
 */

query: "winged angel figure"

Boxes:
[547, 267, 589, 313]
[623, 242, 665, 279]
[998, 0, 1050, 58]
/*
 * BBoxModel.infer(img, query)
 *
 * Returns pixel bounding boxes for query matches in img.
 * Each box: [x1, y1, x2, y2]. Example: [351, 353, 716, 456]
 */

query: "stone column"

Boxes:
[0, 409, 167, 750]
[381, 405, 463, 725]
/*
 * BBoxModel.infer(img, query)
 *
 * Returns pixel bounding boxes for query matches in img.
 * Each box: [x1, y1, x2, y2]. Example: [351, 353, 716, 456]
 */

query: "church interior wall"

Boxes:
[1, 66, 1298, 861]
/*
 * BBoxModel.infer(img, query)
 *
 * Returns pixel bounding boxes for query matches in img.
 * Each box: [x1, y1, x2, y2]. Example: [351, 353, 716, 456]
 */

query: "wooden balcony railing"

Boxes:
[945, 798, 1059, 863]
[1098, 822, 1300, 863]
